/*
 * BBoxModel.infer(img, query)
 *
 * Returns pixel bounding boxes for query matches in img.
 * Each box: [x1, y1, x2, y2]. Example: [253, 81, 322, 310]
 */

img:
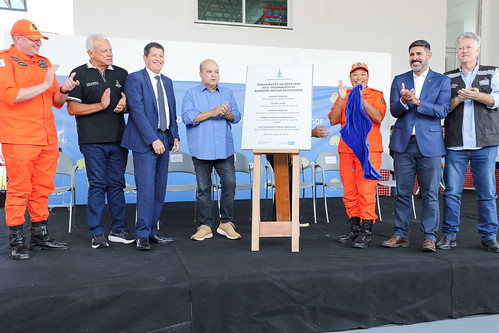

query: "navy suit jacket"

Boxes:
[121, 68, 179, 153]
[389, 68, 451, 157]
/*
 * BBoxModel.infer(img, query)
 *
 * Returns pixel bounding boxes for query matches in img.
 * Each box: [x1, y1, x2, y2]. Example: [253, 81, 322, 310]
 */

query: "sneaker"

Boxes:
[91, 233, 109, 249]
[191, 225, 213, 241]
[481, 239, 499, 253]
[217, 222, 242, 240]
[108, 230, 135, 244]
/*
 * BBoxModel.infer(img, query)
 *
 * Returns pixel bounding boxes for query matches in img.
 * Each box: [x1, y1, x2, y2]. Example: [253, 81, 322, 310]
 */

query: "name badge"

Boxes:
[479, 78, 490, 86]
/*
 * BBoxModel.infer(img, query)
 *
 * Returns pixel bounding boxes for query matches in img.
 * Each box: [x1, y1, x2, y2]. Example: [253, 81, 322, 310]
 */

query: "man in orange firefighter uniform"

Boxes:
[0, 19, 79, 260]
[329, 62, 386, 248]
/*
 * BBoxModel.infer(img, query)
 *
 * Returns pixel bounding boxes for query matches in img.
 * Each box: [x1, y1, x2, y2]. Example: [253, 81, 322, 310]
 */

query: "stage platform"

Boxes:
[1, 191, 498, 332]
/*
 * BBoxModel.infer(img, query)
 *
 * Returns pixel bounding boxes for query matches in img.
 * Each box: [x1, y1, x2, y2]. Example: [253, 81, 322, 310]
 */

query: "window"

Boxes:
[446, 0, 482, 71]
[197, 0, 289, 27]
[0, 0, 27, 11]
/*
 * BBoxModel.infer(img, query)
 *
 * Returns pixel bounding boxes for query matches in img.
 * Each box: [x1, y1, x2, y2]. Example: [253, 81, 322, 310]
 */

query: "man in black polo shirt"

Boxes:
[67, 34, 134, 248]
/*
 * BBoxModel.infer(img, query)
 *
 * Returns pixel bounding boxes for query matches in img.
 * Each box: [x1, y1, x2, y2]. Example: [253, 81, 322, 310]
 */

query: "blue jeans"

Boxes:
[442, 146, 498, 241]
[393, 139, 442, 241]
[192, 155, 235, 228]
[80, 142, 128, 236]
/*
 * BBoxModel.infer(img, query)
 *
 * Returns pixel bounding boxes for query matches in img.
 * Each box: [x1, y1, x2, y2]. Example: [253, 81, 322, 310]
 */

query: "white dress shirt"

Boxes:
[146, 67, 169, 129]
[399, 67, 430, 135]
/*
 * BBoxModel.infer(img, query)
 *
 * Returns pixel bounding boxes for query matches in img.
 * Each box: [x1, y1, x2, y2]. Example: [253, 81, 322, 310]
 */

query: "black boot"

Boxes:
[30, 220, 69, 251]
[352, 219, 373, 249]
[9, 225, 30, 260]
[337, 217, 361, 243]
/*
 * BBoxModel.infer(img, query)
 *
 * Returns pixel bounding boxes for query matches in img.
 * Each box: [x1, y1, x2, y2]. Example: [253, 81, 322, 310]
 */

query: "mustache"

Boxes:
[411, 60, 422, 65]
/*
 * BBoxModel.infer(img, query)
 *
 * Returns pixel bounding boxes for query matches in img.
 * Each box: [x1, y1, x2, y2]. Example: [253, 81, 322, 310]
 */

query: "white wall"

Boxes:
[0, 0, 73, 48]
[0, 0, 452, 160]
[73, 0, 448, 78]
[20, 33, 390, 88]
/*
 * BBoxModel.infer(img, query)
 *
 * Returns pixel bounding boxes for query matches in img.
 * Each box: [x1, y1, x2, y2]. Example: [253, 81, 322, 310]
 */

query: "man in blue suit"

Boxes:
[382, 40, 451, 252]
[121, 42, 180, 250]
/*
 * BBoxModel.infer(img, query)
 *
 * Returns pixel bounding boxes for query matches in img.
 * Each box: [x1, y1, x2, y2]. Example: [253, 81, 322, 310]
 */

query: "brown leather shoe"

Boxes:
[382, 235, 409, 248]
[421, 239, 436, 252]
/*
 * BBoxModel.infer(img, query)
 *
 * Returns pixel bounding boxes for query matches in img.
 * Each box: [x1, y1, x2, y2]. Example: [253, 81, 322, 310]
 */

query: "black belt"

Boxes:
[410, 135, 417, 140]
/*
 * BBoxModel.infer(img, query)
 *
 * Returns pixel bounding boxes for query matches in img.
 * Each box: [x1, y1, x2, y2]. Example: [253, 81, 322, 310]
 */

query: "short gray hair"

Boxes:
[455, 32, 481, 48]
[86, 33, 108, 51]
[200, 59, 217, 72]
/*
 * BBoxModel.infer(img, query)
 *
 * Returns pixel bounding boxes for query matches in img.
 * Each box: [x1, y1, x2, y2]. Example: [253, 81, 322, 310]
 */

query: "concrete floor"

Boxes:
[339, 313, 499, 332]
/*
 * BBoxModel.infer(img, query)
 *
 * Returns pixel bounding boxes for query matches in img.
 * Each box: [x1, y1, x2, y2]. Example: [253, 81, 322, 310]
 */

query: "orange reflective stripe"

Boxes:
[2, 143, 58, 226]
[339, 151, 381, 221]
[0, 45, 59, 145]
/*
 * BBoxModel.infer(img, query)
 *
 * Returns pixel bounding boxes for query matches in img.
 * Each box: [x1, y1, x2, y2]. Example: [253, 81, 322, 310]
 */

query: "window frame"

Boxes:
[195, 0, 292, 29]
[445, 0, 482, 72]
[0, 0, 28, 12]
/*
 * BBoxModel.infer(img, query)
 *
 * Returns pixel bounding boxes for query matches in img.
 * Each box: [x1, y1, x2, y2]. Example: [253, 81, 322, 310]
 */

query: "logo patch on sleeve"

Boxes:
[0, 59, 5, 67]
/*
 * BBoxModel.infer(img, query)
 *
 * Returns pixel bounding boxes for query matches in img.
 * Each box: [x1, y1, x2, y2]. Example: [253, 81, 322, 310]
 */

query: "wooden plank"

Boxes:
[251, 152, 262, 251]
[274, 153, 290, 221]
[259, 221, 292, 237]
[253, 149, 299, 155]
[291, 153, 300, 252]
[250, 150, 300, 252]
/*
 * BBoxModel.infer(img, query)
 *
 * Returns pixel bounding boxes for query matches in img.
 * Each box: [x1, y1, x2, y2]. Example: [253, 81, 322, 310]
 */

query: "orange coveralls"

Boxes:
[0, 45, 61, 226]
[330, 87, 386, 222]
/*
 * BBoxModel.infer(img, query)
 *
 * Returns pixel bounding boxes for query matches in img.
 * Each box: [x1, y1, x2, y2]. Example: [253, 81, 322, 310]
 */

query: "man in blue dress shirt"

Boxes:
[182, 59, 242, 241]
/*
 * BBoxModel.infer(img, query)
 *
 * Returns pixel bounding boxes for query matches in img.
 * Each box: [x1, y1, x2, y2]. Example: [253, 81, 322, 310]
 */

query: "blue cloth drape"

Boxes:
[339, 85, 382, 180]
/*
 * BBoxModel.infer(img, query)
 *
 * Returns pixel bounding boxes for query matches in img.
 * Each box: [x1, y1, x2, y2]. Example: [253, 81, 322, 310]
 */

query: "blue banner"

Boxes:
[49, 77, 343, 206]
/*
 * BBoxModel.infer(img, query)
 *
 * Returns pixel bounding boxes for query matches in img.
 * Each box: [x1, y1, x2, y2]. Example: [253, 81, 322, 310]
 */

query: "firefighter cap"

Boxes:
[11, 19, 48, 40]
[350, 62, 369, 74]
